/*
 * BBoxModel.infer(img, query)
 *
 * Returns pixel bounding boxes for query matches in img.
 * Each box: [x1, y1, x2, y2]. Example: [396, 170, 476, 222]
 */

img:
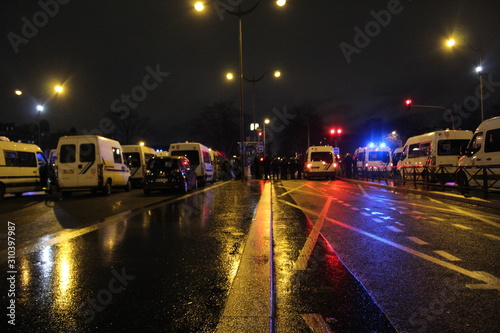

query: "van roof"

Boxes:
[476, 116, 500, 131]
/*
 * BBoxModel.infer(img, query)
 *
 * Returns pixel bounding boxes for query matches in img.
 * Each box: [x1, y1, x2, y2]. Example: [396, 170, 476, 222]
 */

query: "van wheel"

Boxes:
[103, 181, 112, 196]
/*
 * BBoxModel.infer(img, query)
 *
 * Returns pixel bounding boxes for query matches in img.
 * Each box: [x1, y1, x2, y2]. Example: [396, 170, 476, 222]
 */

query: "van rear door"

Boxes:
[58, 139, 97, 187]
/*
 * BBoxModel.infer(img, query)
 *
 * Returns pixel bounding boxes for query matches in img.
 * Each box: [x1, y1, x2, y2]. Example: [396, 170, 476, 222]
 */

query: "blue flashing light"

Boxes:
[368, 142, 375, 148]
[380, 142, 387, 148]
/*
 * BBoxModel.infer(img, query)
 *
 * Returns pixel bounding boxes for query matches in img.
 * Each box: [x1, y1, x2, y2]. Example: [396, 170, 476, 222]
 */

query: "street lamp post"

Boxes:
[195, 1, 285, 181]
[446, 38, 484, 121]
[263, 118, 270, 156]
[244, 70, 281, 142]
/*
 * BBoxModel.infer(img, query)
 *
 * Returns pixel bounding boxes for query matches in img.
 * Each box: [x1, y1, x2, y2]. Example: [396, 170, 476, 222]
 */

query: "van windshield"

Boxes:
[126, 153, 141, 167]
[368, 151, 390, 163]
[311, 152, 333, 163]
[171, 150, 199, 165]
[437, 140, 470, 155]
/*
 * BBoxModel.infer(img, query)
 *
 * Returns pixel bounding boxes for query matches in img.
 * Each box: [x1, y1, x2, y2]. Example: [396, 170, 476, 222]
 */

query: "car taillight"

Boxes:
[333, 162, 337, 168]
[306, 163, 312, 169]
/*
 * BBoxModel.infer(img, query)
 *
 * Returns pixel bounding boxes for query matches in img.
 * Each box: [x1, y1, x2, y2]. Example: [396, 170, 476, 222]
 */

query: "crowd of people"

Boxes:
[251, 155, 304, 180]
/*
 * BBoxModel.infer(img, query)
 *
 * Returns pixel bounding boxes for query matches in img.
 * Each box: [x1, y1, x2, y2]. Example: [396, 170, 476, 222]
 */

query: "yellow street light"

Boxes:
[15, 90, 23, 96]
[274, 70, 281, 78]
[55, 85, 63, 93]
[276, 0, 286, 7]
[194, 2, 204, 11]
[446, 38, 456, 48]
[226, 72, 234, 80]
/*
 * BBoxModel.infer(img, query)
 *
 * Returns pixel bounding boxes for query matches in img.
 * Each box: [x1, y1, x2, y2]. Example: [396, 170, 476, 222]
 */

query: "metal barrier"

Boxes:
[348, 165, 500, 200]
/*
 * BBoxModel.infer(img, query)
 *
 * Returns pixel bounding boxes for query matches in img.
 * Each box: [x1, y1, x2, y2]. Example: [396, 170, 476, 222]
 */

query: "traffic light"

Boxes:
[405, 99, 412, 111]
[329, 128, 342, 135]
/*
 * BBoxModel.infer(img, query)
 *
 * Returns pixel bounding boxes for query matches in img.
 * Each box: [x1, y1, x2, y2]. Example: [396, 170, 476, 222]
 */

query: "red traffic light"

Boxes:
[330, 128, 342, 135]
[405, 99, 412, 106]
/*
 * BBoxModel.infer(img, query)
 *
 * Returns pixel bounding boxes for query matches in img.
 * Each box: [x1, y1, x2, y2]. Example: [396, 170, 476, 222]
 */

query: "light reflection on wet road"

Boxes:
[5, 178, 496, 332]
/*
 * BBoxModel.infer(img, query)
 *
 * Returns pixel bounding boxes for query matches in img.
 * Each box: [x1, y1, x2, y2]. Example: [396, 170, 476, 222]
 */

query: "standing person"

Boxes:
[263, 155, 271, 180]
[280, 156, 289, 180]
[271, 157, 281, 180]
[343, 153, 353, 178]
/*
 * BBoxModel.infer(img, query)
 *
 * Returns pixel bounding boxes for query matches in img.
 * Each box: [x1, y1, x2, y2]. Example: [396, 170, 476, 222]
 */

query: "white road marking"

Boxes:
[386, 226, 403, 232]
[452, 224, 473, 230]
[280, 199, 500, 290]
[484, 234, 500, 241]
[434, 250, 462, 262]
[294, 197, 333, 270]
[301, 313, 333, 333]
[407, 237, 429, 245]
[373, 218, 385, 223]
[357, 184, 369, 196]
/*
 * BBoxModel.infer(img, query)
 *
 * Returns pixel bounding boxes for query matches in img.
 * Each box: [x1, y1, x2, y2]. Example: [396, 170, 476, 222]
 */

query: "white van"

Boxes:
[304, 146, 337, 180]
[123, 144, 156, 187]
[0, 138, 48, 198]
[458, 117, 500, 188]
[353, 145, 392, 171]
[398, 130, 472, 174]
[55, 135, 131, 196]
[169, 142, 214, 186]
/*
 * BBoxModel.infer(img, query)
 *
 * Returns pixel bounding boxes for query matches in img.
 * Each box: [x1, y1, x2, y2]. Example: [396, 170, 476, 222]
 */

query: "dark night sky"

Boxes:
[1, 0, 500, 149]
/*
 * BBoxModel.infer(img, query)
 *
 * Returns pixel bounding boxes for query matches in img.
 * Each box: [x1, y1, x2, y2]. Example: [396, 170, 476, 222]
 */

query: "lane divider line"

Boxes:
[294, 197, 333, 271]
[434, 250, 462, 262]
[216, 182, 272, 332]
[280, 199, 500, 290]
[301, 313, 333, 333]
[407, 236, 429, 245]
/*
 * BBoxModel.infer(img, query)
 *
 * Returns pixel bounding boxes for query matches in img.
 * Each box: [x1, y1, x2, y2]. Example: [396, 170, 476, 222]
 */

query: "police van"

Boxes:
[353, 144, 392, 171]
[458, 117, 500, 188]
[304, 145, 337, 180]
[55, 135, 131, 196]
[169, 142, 214, 186]
[398, 130, 472, 173]
[123, 144, 156, 187]
[0, 138, 48, 198]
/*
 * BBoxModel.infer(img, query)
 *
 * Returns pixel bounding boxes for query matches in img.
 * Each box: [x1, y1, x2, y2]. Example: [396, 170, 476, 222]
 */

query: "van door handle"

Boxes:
[476, 159, 481, 162]
[78, 164, 83, 169]
[486, 158, 492, 161]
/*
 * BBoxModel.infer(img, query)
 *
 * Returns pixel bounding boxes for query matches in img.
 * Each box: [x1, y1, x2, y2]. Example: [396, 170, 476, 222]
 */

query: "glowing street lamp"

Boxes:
[263, 118, 270, 156]
[55, 85, 63, 93]
[195, 0, 286, 181]
[445, 36, 484, 121]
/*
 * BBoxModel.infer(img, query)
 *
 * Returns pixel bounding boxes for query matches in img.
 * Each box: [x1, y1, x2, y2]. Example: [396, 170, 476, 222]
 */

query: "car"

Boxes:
[143, 156, 198, 194]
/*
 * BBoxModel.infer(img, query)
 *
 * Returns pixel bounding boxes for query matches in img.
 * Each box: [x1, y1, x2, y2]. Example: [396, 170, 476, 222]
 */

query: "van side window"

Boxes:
[112, 147, 122, 164]
[36, 152, 47, 166]
[17, 152, 37, 167]
[408, 143, 422, 158]
[4, 151, 17, 166]
[80, 143, 96, 163]
[60, 144, 76, 163]
[485, 128, 500, 153]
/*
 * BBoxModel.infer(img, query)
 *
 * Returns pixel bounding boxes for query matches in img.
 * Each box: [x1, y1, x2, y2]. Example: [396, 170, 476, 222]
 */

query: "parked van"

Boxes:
[0, 138, 48, 198]
[398, 130, 472, 173]
[169, 142, 214, 186]
[123, 144, 156, 187]
[304, 146, 337, 180]
[55, 135, 131, 196]
[458, 116, 500, 188]
[353, 145, 392, 170]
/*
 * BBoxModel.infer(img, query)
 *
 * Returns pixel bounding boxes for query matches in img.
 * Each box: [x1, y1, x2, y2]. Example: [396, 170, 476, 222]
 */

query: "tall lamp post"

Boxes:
[446, 38, 484, 121]
[195, 0, 286, 181]
[263, 118, 270, 156]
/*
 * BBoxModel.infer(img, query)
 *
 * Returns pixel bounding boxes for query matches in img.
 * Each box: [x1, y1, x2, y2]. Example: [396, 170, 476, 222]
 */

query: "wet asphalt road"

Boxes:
[1, 179, 498, 332]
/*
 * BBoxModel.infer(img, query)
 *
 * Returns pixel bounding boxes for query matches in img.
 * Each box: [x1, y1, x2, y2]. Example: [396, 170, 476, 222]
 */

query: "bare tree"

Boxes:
[190, 100, 240, 157]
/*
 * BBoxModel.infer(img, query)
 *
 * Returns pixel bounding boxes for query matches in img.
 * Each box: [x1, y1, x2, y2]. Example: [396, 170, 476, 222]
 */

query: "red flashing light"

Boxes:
[405, 99, 412, 106]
